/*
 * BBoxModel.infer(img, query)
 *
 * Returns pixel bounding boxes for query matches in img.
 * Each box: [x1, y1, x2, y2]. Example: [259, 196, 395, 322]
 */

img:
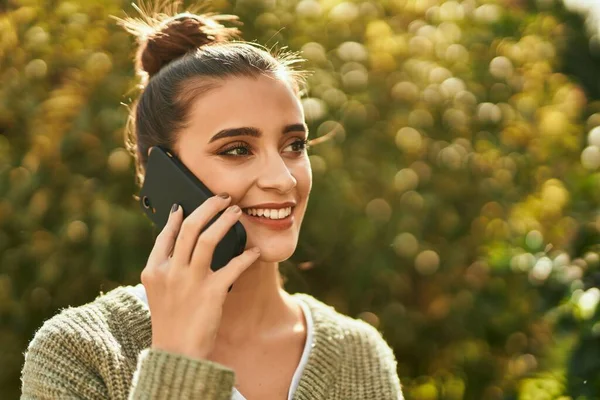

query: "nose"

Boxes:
[256, 152, 297, 194]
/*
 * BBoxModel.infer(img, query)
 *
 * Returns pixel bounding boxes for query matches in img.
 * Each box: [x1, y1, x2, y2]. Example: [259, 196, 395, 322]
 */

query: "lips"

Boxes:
[240, 202, 296, 231]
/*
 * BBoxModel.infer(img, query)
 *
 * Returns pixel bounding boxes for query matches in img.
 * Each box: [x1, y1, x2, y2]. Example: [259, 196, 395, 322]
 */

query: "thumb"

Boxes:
[214, 247, 261, 289]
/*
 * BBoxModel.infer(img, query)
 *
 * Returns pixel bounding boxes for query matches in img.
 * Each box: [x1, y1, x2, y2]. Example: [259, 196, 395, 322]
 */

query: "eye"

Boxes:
[218, 142, 252, 157]
[283, 139, 309, 153]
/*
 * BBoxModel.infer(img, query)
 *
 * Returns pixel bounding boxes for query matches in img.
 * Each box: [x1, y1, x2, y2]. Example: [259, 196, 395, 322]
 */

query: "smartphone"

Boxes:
[139, 146, 247, 272]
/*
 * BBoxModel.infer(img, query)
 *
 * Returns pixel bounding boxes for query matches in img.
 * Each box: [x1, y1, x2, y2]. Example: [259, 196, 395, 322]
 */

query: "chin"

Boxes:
[246, 237, 298, 263]
[257, 247, 296, 263]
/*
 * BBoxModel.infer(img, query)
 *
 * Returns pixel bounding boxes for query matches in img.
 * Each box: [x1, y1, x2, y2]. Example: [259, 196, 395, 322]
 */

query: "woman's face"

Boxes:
[173, 74, 312, 262]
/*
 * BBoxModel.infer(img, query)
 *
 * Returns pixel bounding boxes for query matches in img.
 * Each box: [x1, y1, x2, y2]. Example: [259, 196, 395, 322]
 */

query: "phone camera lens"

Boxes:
[142, 196, 151, 209]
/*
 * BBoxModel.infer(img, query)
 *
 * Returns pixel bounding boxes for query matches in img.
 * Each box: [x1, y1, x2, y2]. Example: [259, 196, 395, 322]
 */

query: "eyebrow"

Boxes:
[208, 123, 308, 143]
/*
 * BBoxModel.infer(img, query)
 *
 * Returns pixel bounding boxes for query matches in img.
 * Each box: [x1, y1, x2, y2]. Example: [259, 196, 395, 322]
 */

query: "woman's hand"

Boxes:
[141, 194, 259, 360]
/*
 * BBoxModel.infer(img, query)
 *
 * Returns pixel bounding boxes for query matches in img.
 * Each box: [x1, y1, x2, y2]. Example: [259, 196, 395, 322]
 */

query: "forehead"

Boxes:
[183, 75, 304, 135]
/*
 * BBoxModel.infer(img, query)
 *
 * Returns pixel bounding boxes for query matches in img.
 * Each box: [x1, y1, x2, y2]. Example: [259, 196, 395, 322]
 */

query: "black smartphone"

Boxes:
[139, 146, 247, 272]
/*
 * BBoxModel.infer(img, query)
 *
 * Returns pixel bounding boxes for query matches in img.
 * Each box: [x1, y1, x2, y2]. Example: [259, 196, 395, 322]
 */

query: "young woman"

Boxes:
[20, 4, 403, 400]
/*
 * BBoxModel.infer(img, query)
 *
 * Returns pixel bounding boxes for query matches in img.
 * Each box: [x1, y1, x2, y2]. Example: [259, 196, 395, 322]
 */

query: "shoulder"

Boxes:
[294, 293, 403, 399]
[27, 293, 111, 355]
[294, 293, 394, 354]
[22, 286, 149, 397]
[27, 286, 146, 352]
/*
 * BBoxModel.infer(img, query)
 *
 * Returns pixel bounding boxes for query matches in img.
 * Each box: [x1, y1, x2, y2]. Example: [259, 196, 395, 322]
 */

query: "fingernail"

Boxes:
[250, 247, 260, 253]
[171, 204, 179, 214]
[228, 205, 241, 213]
[218, 193, 230, 199]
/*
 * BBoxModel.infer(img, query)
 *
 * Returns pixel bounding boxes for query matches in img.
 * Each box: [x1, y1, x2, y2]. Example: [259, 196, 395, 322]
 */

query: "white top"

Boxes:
[126, 284, 314, 400]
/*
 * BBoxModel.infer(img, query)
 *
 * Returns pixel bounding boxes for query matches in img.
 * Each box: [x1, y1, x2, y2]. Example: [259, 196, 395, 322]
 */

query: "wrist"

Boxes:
[150, 343, 211, 360]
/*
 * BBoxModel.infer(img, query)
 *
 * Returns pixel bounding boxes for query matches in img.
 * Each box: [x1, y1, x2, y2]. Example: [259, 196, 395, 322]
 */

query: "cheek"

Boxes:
[194, 165, 255, 203]
[292, 158, 312, 199]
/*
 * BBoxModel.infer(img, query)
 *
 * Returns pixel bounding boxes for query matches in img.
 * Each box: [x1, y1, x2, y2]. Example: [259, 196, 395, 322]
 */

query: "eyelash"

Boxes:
[218, 139, 310, 157]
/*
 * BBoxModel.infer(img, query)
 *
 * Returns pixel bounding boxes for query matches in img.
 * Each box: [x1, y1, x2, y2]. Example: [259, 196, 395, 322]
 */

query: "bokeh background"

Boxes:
[2, 0, 600, 398]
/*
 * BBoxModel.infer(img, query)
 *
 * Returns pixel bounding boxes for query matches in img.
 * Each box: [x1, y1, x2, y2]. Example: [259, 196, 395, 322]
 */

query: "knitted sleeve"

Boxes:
[20, 312, 110, 399]
[21, 310, 235, 400]
[369, 329, 404, 399]
[350, 320, 404, 400]
[129, 348, 235, 399]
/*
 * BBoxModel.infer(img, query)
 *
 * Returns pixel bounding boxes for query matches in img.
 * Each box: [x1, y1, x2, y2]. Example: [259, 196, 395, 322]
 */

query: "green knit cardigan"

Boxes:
[20, 286, 403, 399]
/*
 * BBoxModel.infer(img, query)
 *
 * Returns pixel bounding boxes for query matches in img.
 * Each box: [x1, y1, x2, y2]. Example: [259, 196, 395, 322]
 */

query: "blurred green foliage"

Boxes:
[1, 0, 600, 399]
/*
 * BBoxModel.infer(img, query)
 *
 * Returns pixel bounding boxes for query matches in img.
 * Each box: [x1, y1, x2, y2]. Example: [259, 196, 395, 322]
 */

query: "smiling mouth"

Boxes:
[242, 207, 293, 220]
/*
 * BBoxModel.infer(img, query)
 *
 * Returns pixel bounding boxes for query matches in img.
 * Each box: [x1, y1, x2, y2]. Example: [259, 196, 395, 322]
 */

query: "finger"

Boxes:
[147, 203, 183, 267]
[189, 205, 243, 273]
[171, 194, 231, 267]
[213, 247, 261, 288]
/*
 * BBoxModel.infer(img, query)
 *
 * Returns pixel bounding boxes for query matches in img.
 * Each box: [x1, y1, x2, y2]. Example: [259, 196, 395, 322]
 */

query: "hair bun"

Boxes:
[115, 6, 241, 82]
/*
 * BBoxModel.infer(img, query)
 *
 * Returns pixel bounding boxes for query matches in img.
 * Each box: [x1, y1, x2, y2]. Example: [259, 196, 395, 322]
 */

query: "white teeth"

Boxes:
[243, 207, 293, 219]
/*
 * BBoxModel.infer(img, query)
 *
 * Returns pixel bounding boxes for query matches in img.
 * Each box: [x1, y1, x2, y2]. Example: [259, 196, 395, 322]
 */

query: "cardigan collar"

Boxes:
[101, 286, 344, 400]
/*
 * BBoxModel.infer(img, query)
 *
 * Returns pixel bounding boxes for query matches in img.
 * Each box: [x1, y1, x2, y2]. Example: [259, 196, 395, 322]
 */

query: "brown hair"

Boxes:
[113, 1, 308, 186]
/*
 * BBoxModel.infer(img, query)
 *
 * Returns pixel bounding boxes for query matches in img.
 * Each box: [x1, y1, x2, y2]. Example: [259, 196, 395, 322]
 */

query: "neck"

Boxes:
[217, 259, 292, 344]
